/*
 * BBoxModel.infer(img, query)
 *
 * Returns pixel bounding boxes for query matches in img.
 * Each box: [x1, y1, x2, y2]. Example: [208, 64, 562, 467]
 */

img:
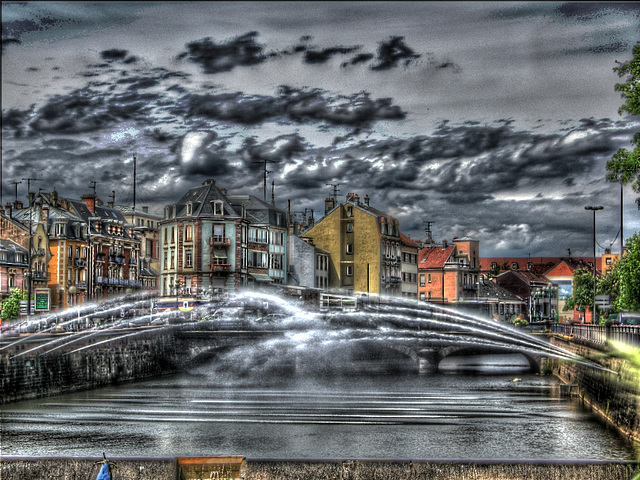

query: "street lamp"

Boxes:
[585, 206, 603, 324]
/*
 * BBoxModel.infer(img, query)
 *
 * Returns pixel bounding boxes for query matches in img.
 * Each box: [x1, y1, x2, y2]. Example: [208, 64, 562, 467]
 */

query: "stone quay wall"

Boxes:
[1, 457, 639, 480]
[0, 329, 180, 404]
[549, 335, 640, 446]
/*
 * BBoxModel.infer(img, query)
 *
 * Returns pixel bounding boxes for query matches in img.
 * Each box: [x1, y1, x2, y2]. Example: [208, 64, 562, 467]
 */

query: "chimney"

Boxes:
[81, 194, 96, 213]
[442, 239, 448, 249]
[325, 197, 335, 214]
[203, 179, 215, 186]
[13, 200, 23, 210]
[4, 202, 11, 218]
[28, 191, 35, 207]
[354, 194, 360, 205]
[364, 194, 370, 206]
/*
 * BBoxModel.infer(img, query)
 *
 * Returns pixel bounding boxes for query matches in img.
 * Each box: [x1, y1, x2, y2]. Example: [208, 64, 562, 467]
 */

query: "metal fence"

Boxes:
[551, 323, 640, 347]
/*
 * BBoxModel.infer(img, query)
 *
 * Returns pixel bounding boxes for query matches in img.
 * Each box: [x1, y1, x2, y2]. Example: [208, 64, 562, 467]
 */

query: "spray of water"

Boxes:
[1, 290, 614, 375]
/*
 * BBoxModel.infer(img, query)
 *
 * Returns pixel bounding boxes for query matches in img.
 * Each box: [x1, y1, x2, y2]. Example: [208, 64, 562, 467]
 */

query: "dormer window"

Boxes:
[187, 202, 193, 216]
[212, 200, 224, 216]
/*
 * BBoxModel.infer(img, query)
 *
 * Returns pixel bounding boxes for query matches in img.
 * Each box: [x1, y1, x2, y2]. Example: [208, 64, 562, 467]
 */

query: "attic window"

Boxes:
[511, 262, 518, 270]
[212, 200, 223, 216]
[187, 202, 193, 216]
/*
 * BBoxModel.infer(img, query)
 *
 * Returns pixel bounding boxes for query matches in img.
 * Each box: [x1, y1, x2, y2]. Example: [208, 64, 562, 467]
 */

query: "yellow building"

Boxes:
[302, 194, 402, 296]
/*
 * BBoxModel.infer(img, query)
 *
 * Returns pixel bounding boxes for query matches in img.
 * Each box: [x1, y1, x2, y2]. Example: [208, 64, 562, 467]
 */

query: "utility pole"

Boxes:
[253, 158, 280, 201]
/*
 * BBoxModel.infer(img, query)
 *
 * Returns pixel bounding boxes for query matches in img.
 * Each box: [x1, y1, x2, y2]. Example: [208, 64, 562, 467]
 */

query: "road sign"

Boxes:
[595, 295, 610, 306]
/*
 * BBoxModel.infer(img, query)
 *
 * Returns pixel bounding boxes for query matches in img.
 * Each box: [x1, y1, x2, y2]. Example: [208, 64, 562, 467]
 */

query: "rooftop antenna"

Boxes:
[10, 181, 21, 202]
[253, 158, 280, 201]
[271, 180, 275, 206]
[22, 177, 42, 206]
[110, 190, 116, 206]
[132, 152, 137, 212]
[326, 183, 340, 200]
[424, 221, 433, 243]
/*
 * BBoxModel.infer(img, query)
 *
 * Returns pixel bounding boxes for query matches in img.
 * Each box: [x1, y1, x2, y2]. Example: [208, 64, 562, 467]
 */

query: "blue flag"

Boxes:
[95, 461, 111, 480]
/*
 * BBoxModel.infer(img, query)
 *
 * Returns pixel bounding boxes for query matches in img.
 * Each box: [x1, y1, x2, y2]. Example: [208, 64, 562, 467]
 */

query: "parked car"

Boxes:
[618, 312, 640, 326]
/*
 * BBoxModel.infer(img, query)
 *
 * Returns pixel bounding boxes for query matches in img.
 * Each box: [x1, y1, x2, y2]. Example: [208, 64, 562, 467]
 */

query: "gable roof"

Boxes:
[399, 232, 420, 248]
[480, 256, 601, 274]
[418, 245, 455, 269]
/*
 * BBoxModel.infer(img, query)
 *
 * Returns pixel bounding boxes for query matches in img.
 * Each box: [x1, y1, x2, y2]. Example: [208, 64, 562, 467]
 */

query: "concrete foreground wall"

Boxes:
[2, 457, 639, 480]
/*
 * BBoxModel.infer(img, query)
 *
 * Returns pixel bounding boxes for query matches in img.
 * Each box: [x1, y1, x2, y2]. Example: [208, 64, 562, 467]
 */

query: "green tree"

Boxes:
[1, 288, 24, 322]
[597, 270, 619, 315]
[613, 232, 640, 312]
[562, 267, 596, 314]
[606, 42, 640, 205]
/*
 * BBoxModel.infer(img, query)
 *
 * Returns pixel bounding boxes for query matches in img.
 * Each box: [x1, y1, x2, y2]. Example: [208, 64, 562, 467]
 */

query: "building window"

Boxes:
[606, 257, 612, 265]
[346, 206, 353, 217]
[346, 243, 353, 254]
[420, 274, 425, 287]
[346, 265, 353, 276]
[511, 262, 518, 270]
[185, 224, 193, 242]
[212, 200, 224, 216]
[346, 222, 353, 233]
[185, 249, 192, 267]
[428, 291, 431, 300]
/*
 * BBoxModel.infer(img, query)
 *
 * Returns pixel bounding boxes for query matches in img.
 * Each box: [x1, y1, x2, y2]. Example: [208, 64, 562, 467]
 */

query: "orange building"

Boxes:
[417, 237, 480, 304]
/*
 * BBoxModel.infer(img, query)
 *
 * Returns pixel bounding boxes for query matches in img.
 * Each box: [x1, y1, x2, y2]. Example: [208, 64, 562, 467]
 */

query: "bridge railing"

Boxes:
[551, 323, 640, 347]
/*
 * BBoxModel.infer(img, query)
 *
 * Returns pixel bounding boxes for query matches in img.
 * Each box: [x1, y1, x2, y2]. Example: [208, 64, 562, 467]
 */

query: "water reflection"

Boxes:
[2, 364, 636, 461]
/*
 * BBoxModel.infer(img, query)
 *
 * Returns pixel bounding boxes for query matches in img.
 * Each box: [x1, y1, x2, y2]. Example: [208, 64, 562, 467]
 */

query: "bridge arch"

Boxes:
[438, 346, 542, 373]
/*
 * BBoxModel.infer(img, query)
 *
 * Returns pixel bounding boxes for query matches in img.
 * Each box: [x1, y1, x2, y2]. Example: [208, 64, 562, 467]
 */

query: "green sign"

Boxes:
[35, 289, 50, 311]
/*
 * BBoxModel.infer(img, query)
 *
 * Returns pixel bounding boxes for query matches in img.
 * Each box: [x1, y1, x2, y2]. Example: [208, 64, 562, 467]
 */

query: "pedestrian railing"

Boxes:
[551, 323, 640, 348]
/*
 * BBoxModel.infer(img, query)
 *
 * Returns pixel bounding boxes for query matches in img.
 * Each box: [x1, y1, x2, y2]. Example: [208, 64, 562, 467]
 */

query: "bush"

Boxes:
[513, 317, 529, 328]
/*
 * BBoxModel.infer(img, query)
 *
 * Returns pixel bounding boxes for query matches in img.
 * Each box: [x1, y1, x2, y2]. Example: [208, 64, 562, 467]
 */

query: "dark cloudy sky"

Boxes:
[2, 1, 639, 257]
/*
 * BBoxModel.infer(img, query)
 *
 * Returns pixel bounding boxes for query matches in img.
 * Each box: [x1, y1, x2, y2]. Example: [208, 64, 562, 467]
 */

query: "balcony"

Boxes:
[74, 258, 87, 267]
[210, 236, 231, 247]
[389, 276, 402, 284]
[210, 263, 231, 273]
[77, 281, 87, 289]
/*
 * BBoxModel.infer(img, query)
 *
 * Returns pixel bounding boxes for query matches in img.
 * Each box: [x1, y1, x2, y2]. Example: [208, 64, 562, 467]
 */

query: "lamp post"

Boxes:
[585, 206, 603, 324]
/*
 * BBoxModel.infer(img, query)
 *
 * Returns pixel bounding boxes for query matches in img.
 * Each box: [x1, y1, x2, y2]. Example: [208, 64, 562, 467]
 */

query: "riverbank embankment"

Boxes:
[1, 456, 639, 480]
[550, 335, 640, 449]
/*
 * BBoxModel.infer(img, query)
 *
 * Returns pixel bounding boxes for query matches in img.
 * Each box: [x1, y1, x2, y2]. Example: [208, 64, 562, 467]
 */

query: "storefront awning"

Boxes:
[250, 273, 273, 283]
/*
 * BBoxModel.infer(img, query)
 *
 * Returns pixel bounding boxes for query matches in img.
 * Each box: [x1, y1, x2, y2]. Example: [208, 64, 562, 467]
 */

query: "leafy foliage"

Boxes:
[562, 267, 595, 313]
[1, 288, 24, 322]
[607, 42, 640, 204]
[613, 232, 640, 312]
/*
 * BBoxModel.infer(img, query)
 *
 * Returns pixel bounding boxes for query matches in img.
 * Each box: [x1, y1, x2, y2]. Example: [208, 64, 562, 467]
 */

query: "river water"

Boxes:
[2, 354, 637, 461]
